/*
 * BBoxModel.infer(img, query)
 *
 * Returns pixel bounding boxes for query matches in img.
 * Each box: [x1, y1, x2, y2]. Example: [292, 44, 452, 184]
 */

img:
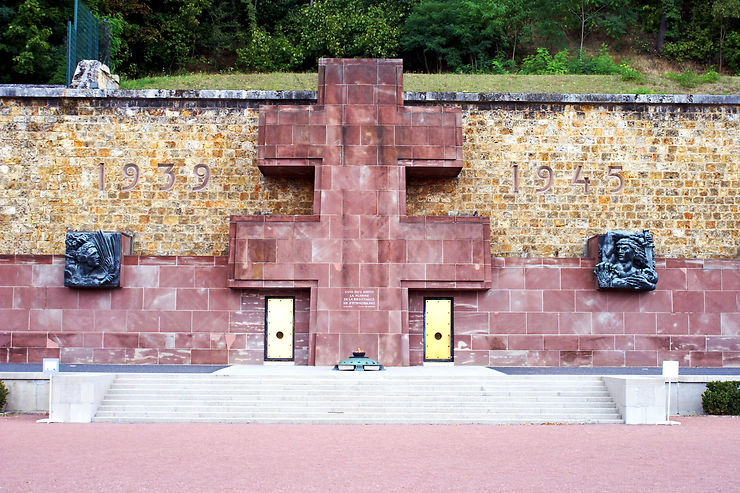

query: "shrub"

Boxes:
[520, 48, 568, 75]
[701, 381, 740, 415]
[236, 28, 302, 73]
[665, 69, 721, 89]
[0, 380, 8, 411]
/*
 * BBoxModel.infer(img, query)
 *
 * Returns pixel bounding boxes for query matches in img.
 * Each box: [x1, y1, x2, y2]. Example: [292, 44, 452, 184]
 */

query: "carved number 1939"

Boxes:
[97, 163, 211, 191]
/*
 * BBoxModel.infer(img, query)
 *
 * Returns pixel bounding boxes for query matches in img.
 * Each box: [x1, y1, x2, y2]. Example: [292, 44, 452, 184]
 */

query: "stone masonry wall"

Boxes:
[1, 254, 737, 366]
[1, 89, 738, 258]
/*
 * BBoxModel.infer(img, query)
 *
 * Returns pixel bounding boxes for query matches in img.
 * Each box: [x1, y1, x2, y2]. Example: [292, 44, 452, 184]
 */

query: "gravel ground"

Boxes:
[1, 415, 738, 492]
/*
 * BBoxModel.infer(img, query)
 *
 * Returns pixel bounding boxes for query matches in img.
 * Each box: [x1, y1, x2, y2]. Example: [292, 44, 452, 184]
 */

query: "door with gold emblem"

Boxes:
[265, 297, 295, 361]
[423, 297, 453, 362]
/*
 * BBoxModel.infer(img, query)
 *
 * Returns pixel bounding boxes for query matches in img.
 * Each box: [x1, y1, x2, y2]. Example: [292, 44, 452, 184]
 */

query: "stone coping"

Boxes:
[1, 85, 738, 105]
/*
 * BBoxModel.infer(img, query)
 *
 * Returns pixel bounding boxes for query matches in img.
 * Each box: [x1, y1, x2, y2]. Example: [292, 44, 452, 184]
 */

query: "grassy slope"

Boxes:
[120, 71, 740, 95]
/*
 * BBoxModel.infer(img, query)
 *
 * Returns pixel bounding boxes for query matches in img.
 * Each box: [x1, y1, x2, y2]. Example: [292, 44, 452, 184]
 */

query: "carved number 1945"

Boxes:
[510, 165, 624, 194]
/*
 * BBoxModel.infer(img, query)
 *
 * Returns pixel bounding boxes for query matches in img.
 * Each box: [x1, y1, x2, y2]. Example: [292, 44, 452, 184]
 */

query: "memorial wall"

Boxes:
[0, 78, 738, 367]
[1, 89, 738, 258]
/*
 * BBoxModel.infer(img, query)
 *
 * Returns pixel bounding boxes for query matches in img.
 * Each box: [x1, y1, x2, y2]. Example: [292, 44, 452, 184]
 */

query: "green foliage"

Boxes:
[520, 48, 569, 74]
[236, 28, 301, 72]
[401, 0, 510, 73]
[726, 31, 740, 74]
[665, 69, 721, 88]
[701, 381, 740, 415]
[290, 0, 401, 69]
[0, 380, 8, 410]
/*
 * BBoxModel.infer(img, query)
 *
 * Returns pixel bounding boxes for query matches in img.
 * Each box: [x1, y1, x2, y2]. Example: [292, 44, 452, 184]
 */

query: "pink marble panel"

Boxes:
[177, 288, 209, 311]
[526, 350, 561, 366]
[126, 311, 159, 332]
[606, 292, 641, 312]
[27, 348, 61, 363]
[103, 333, 139, 348]
[143, 288, 177, 310]
[125, 348, 159, 365]
[625, 350, 657, 366]
[0, 333, 9, 347]
[8, 348, 27, 362]
[13, 287, 46, 309]
[657, 313, 688, 335]
[61, 309, 94, 332]
[83, 333, 103, 348]
[194, 266, 228, 288]
[453, 350, 490, 366]
[634, 335, 670, 350]
[93, 348, 126, 364]
[689, 313, 721, 335]
[61, 347, 94, 364]
[689, 351, 723, 367]
[488, 350, 528, 366]
[176, 333, 210, 349]
[510, 290, 543, 312]
[0, 287, 12, 309]
[30, 309, 62, 331]
[32, 264, 63, 287]
[159, 311, 192, 332]
[722, 352, 740, 366]
[639, 290, 672, 312]
[124, 265, 159, 288]
[707, 336, 740, 351]
[527, 313, 558, 334]
[48, 333, 83, 348]
[593, 350, 625, 366]
[0, 265, 32, 286]
[208, 288, 241, 310]
[159, 266, 195, 288]
[705, 291, 738, 313]
[490, 312, 527, 334]
[191, 349, 228, 364]
[559, 312, 592, 335]
[671, 336, 706, 351]
[508, 335, 544, 350]
[228, 349, 263, 365]
[592, 312, 624, 334]
[494, 268, 525, 289]
[542, 290, 574, 312]
[45, 287, 79, 309]
[139, 333, 169, 348]
[561, 268, 593, 289]
[575, 291, 607, 312]
[314, 333, 340, 366]
[624, 313, 657, 334]
[560, 351, 593, 366]
[656, 268, 687, 290]
[721, 313, 740, 335]
[471, 335, 506, 350]
[672, 291, 704, 312]
[477, 289, 509, 312]
[12, 333, 46, 347]
[544, 335, 579, 350]
[687, 269, 722, 290]
[192, 311, 229, 332]
[524, 267, 560, 289]
[453, 312, 489, 334]
[722, 269, 740, 290]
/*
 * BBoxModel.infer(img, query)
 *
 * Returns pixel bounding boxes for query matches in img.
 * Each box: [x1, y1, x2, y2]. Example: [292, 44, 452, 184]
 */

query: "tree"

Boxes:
[712, 0, 740, 72]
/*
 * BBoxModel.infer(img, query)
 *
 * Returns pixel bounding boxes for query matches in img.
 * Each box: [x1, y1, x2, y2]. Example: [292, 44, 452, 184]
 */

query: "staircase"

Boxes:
[92, 369, 623, 424]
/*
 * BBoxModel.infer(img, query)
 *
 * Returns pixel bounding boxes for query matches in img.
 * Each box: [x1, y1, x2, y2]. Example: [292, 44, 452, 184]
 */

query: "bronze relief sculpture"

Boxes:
[64, 230, 122, 288]
[594, 230, 658, 291]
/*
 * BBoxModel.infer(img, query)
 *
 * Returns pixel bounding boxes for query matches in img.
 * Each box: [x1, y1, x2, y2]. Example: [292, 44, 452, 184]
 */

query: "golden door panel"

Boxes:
[265, 297, 294, 360]
[424, 298, 453, 361]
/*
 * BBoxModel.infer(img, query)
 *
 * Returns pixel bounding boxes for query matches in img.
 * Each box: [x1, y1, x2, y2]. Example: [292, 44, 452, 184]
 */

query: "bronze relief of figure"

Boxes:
[594, 230, 658, 291]
[64, 231, 122, 288]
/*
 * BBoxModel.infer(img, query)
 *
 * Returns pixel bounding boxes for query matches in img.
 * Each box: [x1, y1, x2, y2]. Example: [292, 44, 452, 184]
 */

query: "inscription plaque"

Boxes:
[342, 289, 378, 310]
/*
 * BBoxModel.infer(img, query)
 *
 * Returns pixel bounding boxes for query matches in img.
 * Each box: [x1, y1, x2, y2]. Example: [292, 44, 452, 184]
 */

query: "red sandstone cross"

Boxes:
[229, 59, 490, 366]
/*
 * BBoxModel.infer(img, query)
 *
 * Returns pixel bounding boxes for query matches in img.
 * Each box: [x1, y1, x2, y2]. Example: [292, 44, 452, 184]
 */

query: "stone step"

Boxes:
[94, 373, 623, 424]
[92, 414, 623, 424]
